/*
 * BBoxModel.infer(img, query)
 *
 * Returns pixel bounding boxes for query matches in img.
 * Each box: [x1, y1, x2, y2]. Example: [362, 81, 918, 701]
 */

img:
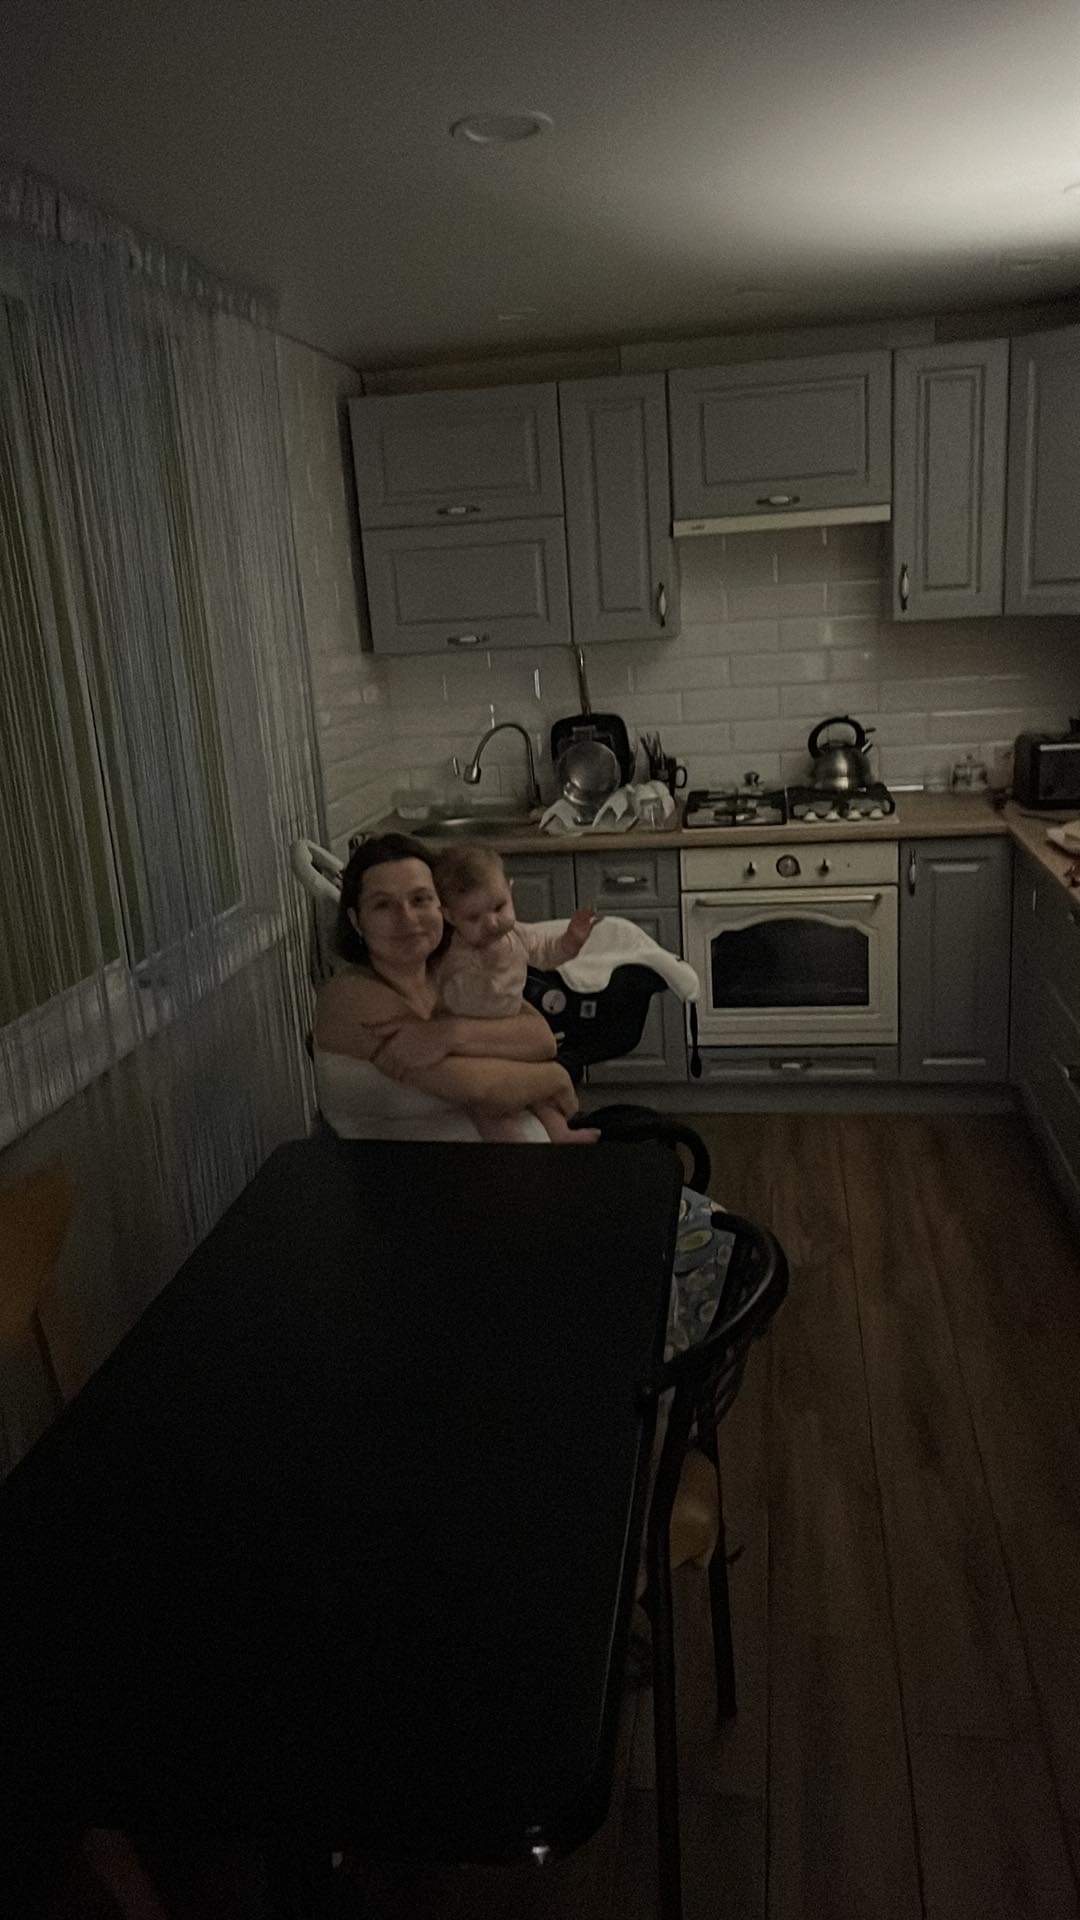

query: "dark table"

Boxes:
[0, 1133, 681, 1904]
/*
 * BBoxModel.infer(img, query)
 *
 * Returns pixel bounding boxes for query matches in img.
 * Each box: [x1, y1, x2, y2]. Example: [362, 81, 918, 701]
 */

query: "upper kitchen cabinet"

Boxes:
[668, 350, 891, 530]
[558, 374, 678, 643]
[361, 519, 572, 655]
[1005, 325, 1080, 615]
[891, 339, 1009, 621]
[349, 385, 564, 527]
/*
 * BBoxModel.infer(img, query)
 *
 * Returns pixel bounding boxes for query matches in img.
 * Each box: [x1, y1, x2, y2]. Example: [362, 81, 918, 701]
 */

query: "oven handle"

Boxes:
[687, 889, 885, 908]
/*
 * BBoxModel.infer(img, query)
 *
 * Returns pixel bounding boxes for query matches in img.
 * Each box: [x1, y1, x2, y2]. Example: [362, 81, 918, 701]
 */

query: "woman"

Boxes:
[313, 833, 581, 1142]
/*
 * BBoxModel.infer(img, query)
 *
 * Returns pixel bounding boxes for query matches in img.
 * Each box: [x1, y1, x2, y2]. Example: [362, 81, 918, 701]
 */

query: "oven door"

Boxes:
[683, 886, 899, 1046]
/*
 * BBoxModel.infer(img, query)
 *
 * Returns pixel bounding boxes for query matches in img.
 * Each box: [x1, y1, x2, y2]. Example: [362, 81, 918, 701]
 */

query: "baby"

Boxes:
[433, 842, 600, 1145]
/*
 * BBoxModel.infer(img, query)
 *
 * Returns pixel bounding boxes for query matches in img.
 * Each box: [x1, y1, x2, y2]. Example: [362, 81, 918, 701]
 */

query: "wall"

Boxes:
[372, 525, 1079, 806]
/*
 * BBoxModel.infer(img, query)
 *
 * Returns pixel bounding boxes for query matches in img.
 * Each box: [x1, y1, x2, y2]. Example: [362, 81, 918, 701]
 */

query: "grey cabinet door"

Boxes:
[349, 386, 564, 527]
[891, 340, 1008, 620]
[502, 855, 575, 924]
[587, 907, 688, 1085]
[668, 350, 891, 522]
[899, 836, 1012, 1081]
[1005, 325, 1080, 615]
[558, 374, 677, 643]
[361, 519, 572, 655]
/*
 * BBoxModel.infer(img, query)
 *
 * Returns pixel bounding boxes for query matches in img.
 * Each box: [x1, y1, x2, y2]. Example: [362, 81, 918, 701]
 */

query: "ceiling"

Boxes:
[5, 0, 1080, 370]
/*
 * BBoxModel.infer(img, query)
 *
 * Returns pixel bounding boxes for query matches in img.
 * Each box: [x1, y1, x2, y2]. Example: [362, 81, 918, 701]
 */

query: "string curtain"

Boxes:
[0, 169, 322, 1336]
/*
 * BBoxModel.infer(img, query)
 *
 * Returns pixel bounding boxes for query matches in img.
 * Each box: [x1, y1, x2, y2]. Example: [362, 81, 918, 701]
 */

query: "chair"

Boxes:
[643, 1206, 788, 1920]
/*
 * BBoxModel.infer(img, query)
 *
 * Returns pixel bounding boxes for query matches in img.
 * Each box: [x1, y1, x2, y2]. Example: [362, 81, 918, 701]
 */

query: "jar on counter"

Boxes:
[951, 753, 988, 792]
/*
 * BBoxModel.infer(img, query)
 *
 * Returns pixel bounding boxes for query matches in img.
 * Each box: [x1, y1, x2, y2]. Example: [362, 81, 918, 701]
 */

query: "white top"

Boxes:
[313, 1047, 549, 1144]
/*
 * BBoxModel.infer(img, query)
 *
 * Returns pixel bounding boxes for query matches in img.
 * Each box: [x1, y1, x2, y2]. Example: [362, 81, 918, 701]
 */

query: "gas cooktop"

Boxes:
[683, 783, 897, 828]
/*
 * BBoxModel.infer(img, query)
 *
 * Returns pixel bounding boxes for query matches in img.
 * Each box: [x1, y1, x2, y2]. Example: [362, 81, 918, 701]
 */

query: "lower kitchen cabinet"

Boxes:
[503, 852, 687, 1084]
[899, 836, 1012, 1081]
[587, 907, 687, 1085]
[502, 853, 576, 923]
[1012, 849, 1080, 1230]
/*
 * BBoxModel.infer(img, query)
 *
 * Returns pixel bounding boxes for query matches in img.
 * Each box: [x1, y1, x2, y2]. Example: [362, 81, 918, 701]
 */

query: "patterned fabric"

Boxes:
[667, 1188, 735, 1360]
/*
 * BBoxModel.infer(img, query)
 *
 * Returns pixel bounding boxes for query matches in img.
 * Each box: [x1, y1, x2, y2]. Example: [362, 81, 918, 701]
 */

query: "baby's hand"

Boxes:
[565, 906, 600, 956]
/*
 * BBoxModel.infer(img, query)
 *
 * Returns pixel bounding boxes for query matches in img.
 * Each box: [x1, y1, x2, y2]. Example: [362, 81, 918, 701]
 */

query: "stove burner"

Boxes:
[683, 786, 786, 829]
[786, 783, 896, 823]
[683, 783, 897, 828]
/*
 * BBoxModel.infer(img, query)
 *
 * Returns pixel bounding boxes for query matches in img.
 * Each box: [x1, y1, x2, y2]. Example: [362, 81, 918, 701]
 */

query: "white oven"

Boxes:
[681, 842, 899, 1048]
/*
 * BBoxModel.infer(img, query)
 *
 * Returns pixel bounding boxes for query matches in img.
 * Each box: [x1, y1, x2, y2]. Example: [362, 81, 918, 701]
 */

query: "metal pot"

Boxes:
[556, 737, 621, 815]
[807, 714, 876, 791]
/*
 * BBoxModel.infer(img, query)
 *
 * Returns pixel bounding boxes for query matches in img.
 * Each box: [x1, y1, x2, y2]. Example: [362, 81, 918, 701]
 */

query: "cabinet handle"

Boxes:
[436, 504, 480, 517]
[774, 1059, 812, 1073]
[907, 849, 917, 895]
[605, 872, 647, 888]
[446, 632, 484, 647]
[898, 562, 910, 612]
[756, 493, 800, 507]
[656, 580, 667, 628]
[1060, 1062, 1080, 1087]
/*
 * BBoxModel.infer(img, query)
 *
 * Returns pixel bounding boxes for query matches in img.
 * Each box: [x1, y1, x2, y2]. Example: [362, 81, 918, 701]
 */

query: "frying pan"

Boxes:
[550, 644, 635, 785]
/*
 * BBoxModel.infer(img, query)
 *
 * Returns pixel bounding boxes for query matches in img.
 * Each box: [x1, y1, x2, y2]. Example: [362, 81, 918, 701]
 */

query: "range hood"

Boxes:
[673, 502, 891, 539]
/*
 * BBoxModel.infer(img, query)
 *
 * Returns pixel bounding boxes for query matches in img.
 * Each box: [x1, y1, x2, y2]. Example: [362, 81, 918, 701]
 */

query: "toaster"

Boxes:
[1013, 726, 1080, 809]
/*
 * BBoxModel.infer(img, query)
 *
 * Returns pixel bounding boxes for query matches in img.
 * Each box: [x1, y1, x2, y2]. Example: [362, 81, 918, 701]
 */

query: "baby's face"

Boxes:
[448, 878, 516, 949]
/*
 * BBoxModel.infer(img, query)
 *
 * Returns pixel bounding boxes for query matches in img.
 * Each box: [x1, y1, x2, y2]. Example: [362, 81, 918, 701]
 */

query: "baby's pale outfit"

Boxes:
[437, 923, 572, 1020]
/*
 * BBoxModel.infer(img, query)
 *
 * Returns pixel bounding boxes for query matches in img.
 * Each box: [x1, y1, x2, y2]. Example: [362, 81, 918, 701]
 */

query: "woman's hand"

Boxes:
[373, 1019, 455, 1081]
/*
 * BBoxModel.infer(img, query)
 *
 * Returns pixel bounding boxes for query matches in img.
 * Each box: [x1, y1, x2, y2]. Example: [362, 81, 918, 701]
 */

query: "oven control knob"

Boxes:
[776, 855, 800, 877]
[818, 858, 831, 875]
[744, 860, 757, 877]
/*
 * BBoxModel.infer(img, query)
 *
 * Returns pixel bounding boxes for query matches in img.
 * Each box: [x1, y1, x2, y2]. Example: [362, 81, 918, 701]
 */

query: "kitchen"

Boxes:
[6, 1, 1080, 1916]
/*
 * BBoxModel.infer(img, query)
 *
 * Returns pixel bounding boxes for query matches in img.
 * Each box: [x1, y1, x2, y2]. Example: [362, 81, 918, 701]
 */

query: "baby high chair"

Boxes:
[289, 837, 698, 1085]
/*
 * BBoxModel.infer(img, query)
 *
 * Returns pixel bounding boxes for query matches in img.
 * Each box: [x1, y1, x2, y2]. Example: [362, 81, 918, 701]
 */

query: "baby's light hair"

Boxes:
[432, 841, 507, 904]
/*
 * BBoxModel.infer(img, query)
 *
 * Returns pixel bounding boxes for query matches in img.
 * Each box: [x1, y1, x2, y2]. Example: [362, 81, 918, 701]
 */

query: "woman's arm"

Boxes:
[402, 1055, 577, 1118]
[445, 1008, 556, 1061]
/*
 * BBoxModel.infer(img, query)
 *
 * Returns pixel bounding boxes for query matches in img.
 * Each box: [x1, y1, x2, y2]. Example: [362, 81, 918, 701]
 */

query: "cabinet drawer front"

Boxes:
[669, 351, 891, 520]
[350, 386, 564, 526]
[574, 851, 679, 910]
[697, 1046, 899, 1083]
[503, 856, 576, 923]
[362, 520, 571, 654]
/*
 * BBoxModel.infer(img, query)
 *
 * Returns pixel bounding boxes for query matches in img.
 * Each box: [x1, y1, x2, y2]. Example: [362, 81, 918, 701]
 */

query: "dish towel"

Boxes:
[530, 915, 700, 1002]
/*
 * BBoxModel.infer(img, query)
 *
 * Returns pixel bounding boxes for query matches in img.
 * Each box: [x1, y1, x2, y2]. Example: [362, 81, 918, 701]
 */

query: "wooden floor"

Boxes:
[56, 1115, 1080, 1918]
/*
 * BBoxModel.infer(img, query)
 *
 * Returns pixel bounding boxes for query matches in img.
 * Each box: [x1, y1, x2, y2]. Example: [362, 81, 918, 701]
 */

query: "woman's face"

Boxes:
[352, 858, 443, 969]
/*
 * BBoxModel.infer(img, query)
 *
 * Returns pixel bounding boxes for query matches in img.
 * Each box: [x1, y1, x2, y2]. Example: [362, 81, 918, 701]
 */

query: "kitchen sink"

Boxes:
[417, 810, 539, 838]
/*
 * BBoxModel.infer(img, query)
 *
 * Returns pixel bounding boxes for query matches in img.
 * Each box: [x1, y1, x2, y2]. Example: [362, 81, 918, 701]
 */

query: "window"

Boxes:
[0, 291, 241, 1034]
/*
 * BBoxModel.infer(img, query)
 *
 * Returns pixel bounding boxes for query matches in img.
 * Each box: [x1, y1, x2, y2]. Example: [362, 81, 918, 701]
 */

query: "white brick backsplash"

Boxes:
[825, 579, 883, 616]
[289, 489, 1080, 812]
[781, 680, 880, 717]
[779, 616, 831, 649]
[693, 685, 780, 720]
[828, 647, 880, 678]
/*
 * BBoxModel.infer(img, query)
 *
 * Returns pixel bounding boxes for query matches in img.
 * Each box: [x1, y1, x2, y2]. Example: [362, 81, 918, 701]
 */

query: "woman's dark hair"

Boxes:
[336, 833, 444, 967]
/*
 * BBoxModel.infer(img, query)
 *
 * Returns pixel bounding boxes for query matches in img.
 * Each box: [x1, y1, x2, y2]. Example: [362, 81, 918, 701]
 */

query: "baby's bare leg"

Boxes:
[470, 1107, 534, 1144]
[534, 1100, 601, 1145]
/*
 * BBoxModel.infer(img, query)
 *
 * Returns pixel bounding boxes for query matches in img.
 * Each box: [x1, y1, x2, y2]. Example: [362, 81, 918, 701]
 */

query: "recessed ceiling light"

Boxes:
[450, 112, 553, 146]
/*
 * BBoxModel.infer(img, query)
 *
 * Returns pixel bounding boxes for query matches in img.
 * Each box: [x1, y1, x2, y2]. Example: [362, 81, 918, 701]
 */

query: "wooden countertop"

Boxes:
[374, 793, 1080, 900]
[377, 791, 1010, 855]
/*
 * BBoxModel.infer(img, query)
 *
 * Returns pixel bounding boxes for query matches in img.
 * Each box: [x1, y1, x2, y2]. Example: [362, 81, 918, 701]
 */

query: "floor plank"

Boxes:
[910, 1734, 1077, 1920]
[839, 1115, 1038, 1738]
[691, 1114, 923, 1920]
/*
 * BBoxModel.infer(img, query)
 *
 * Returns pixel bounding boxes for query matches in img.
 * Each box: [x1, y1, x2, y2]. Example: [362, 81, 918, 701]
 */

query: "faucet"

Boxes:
[460, 723, 542, 811]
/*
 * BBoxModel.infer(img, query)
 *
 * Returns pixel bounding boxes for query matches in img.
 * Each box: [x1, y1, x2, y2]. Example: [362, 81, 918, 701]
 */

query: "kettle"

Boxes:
[807, 714, 876, 791]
